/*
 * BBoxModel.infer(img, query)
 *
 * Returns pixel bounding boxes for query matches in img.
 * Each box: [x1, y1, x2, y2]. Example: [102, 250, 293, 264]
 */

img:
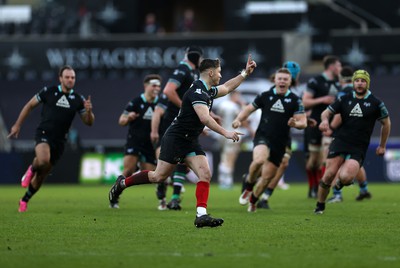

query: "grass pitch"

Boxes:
[1, 183, 399, 268]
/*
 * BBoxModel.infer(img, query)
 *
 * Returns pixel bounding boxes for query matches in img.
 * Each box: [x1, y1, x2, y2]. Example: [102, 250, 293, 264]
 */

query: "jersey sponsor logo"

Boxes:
[143, 107, 154, 120]
[56, 95, 71, 108]
[349, 103, 363, 117]
[271, 99, 285, 113]
[195, 88, 202, 94]
[363, 102, 370, 107]
[284, 98, 292, 103]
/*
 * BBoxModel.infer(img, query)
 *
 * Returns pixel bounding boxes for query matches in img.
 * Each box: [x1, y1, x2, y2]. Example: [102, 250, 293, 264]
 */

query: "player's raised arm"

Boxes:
[216, 54, 257, 98]
[81, 95, 95, 126]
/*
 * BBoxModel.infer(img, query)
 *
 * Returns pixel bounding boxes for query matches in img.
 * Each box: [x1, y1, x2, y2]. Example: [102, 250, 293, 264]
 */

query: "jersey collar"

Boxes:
[273, 87, 291, 97]
[180, 61, 193, 70]
[322, 72, 334, 82]
[141, 93, 158, 103]
[58, 85, 74, 95]
[199, 79, 209, 91]
[352, 90, 371, 99]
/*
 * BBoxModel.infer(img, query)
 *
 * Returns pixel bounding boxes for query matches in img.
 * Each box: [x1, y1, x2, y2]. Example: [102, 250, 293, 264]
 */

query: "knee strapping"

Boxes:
[319, 180, 331, 189]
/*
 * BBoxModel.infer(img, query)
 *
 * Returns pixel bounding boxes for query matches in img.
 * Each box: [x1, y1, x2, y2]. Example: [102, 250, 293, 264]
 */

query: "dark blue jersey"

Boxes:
[166, 79, 218, 140]
[306, 73, 341, 122]
[163, 61, 199, 123]
[328, 91, 389, 150]
[253, 87, 305, 145]
[36, 85, 86, 141]
[123, 94, 158, 144]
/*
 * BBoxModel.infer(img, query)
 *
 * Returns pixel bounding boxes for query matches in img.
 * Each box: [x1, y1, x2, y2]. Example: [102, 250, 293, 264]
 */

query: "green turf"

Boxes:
[1, 183, 399, 268]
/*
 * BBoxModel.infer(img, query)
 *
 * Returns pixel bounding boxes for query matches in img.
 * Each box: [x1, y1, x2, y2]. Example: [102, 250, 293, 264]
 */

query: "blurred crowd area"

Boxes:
[1, 0, 400, 36]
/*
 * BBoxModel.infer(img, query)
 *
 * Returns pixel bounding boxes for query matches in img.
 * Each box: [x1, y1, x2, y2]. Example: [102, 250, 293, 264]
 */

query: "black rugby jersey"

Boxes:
[337, 84, 353, 99]
[167, 79, 218, 139]
[123, 94, 158, 143]
[306, 74, 341, 122]
[36, 85, 86, 141]
[328, 91, 389, 150]
[157, 93, 168, 111]
[253, 87, 304, 144]
[163, 61, 199, 123]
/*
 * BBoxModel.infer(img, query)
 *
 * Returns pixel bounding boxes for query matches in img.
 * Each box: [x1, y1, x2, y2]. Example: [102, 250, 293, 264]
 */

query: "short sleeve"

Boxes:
[189, 88, 209, 107]
[294, 98, 305, 114]
[168, 67, 186, 87]
[36, 87, 49, 103]
[306, 77, 318, 96]
[123, 100, 135, 114]
[210, 86, 218, 98]
[377, 102, 389, 120]
[157, 93, 168, 110]
[328, 97, 342, 114]
[252, 94, 264, 109]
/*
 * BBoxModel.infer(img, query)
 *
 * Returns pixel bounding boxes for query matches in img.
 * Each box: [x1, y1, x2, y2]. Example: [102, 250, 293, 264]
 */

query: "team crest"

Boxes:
[350, 103, 363, 117]
[271, 99, 285, 113]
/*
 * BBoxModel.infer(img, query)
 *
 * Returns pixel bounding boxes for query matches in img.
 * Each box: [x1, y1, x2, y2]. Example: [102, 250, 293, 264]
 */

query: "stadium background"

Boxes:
[0, 0, 399, 184]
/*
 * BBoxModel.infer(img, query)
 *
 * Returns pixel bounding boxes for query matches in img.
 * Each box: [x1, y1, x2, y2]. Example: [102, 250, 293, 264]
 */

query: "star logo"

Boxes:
[342, 40, 371, 67]
[3, 48, 28, 69]
[96, 1, 123, 24]
[242, 44, 264, 64]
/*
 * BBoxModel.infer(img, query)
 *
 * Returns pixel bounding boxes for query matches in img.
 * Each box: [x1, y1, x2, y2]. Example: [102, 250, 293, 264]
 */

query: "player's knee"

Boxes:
[339, 174, 354, 186]
[35, 160, 51, 171]
[338, 173, 354, 185]
[199, 171, 212, 182]
[252, 158, 265, 167]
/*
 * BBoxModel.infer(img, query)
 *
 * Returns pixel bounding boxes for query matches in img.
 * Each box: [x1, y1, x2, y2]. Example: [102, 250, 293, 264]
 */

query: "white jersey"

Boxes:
[217, 99, 241, 131]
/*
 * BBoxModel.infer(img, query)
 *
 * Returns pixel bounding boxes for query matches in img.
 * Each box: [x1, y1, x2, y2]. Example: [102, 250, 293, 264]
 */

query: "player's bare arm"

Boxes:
[163, 82, 181, 108]
[319, 108, 334, 133]
[118, 112, 139, 126]
[216, 54, 257, 97]
[232, 103, 256, 129]
[302, 92, 335, 109]
[288, 113, 307, 129]
[377, 116, 391, 156]
[194, 104, 242, 142]
[150, 106, 165, 144]
[81, 95, 95, 126]
[8, 96, 40, 139]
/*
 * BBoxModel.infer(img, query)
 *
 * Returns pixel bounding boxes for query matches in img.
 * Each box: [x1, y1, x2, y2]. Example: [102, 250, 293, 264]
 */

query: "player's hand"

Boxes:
[128, 112, 139, 121]
[232, 119, 241, 129]
[321, 95, 335, 105]
[322, 128, 333, 137]
[307, 118, 318, 128]
[7, 125, 20, 139]
[84, 95, 93, 112]
[319, 120, 329, 132]
[287, 117, 297, 127]
[376, 146, 386, 156]
[225, 131, 243, 142]
[245, 54, 257, 76]
[150, 131, 159, 145]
